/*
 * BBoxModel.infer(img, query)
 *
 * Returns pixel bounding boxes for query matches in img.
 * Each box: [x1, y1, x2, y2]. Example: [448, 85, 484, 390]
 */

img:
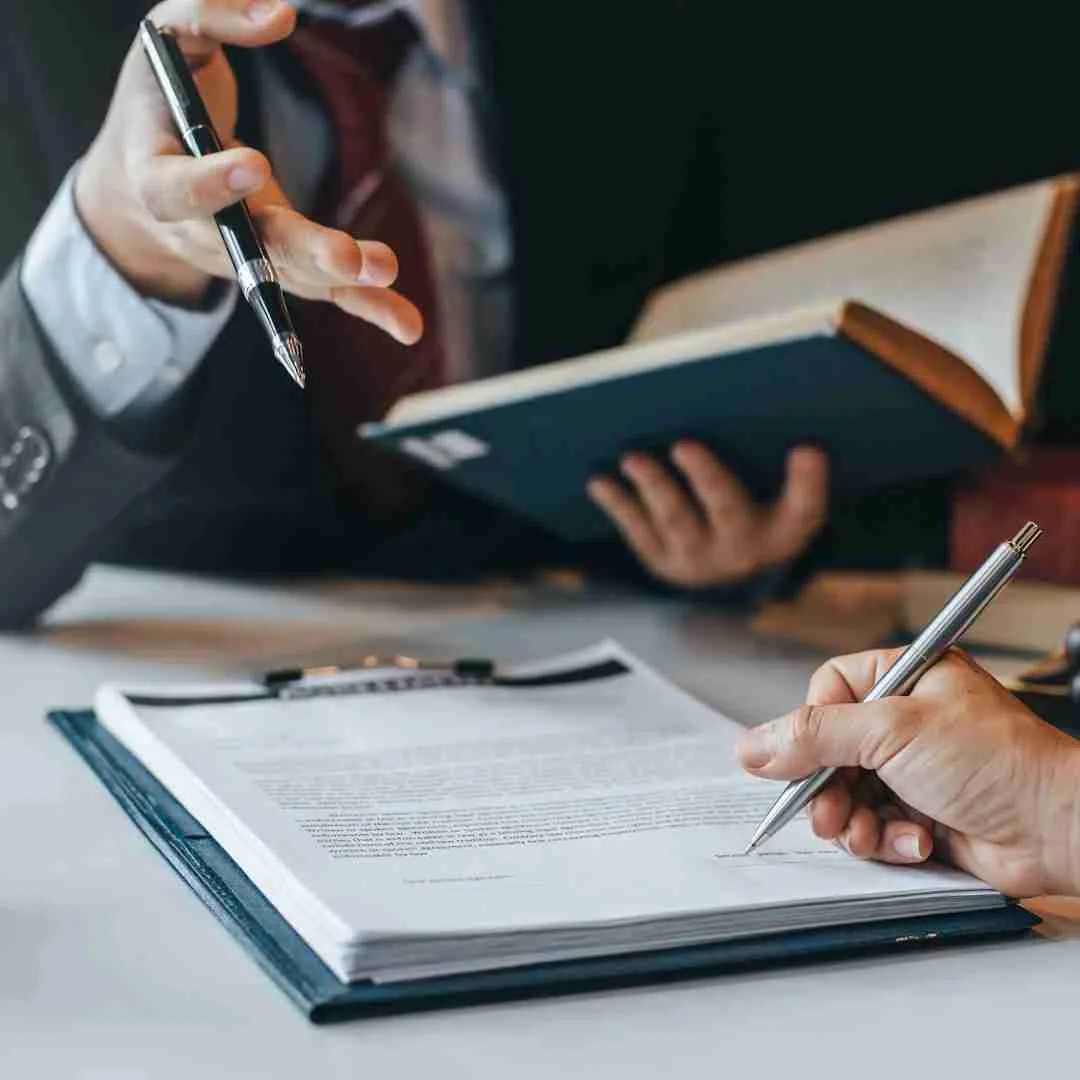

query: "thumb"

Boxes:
[151, 0, 299, 63]
[736, 699, 913, 780]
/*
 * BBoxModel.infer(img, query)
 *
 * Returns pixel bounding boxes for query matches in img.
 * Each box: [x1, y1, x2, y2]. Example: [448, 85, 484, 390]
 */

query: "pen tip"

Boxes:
[273, 334, 306, 388]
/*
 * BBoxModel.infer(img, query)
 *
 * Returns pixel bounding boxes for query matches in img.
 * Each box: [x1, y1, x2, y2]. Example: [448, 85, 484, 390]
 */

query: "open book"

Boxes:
[362, 176, 1079, 541]
[90, 641, 1011, 988]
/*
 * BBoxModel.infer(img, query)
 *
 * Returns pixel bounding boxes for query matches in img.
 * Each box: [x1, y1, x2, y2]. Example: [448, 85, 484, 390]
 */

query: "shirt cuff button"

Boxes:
[93, 340, 126, 375]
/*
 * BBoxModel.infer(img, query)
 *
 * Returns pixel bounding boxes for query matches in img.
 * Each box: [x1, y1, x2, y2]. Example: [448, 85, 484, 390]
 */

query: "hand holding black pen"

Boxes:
[139, 18, 305, 387]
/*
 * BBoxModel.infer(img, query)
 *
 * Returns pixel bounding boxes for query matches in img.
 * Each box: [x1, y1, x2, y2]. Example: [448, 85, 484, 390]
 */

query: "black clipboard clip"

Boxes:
[262, 655, 497, 692]
[261, 653, 632, 699]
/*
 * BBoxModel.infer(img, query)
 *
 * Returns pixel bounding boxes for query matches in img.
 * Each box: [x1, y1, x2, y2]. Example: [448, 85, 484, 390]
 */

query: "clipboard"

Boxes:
[49, 707, 1039, 1023]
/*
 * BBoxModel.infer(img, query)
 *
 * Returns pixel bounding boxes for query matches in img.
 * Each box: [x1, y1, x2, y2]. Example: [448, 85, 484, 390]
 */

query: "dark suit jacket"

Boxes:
[2, 1, 1079, 626]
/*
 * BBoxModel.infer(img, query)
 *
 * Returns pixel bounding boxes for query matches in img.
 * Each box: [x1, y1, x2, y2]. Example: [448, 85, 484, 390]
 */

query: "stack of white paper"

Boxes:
[97, 642, 1001, 984]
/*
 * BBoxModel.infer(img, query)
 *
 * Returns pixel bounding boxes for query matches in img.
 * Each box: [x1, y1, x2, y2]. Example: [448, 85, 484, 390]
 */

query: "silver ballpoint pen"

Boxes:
[744, 520, 1044, 854]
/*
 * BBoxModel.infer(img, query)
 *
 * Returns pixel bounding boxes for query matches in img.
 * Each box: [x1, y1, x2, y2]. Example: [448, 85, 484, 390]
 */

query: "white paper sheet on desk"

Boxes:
[95, 640, 998, 983]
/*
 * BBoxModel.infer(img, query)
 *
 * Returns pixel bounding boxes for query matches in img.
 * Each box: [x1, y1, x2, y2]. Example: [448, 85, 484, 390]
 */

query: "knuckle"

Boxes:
[652, 558, 698, 588]
[665, 524, 702, 555]
[320, 232, 357, 274]
[872, 647, 909, 682]
[811, 658, 836, 688]
[891, 700, 923, 738]
[268, 234, 298, 270]
[861, 701, 918, 768]
[158, 228, 191, 261]
[799, 499, 828, 532]
[137, 171, 170, 221]
[784, 504, 826, 543]
[360, 240, 398, 275]
[657, 505, 699, 539]
[723, 551, 760, 580]
[789, 704, 825, 749]
[184, 171, 210, 212]
[848, 834, 873, 860]
[288, 280, 322, 302]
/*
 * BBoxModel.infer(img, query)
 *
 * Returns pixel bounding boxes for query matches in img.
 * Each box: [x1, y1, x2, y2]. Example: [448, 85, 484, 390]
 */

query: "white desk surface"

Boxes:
[2, 566, 1076, 1079]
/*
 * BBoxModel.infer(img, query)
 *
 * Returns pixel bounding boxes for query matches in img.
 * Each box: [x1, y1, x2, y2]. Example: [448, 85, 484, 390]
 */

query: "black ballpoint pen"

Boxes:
[139, 19, 304, 387]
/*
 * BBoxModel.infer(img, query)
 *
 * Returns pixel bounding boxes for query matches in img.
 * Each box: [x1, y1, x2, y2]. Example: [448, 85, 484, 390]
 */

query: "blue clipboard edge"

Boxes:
[49, 708, 1040, 1023]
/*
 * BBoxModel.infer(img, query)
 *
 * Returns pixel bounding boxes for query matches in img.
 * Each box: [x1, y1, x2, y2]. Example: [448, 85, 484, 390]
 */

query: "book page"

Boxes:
[96, 642, 995, 980]
[633, 180, 1059, 415]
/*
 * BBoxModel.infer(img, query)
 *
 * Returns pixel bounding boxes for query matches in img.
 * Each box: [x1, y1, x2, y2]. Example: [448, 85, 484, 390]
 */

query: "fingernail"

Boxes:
[790, 446, 821, 471]
[586, 478, 604, 498]
[357, 244, 397, 286]
[227, 164, 262, 192]
[245, 0, 283, 21]
[738, 723, 775, 770]
[396, 314, 424, 346]
[892, 833, 924, 861]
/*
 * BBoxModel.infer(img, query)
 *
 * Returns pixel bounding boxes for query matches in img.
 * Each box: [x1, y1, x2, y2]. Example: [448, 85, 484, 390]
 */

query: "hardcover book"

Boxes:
[362, 176, 1079, 541]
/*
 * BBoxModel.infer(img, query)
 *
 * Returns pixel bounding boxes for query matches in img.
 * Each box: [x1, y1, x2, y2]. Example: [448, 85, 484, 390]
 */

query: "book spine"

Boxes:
[950, 448, 1080, 585]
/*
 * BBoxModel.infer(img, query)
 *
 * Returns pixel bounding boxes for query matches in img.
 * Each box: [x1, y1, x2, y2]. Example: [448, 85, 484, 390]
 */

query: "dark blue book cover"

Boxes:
[362, 321, 1008, 542]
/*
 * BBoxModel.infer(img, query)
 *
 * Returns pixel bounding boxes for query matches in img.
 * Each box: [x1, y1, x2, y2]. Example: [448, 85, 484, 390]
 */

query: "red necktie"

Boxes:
[287, 13, 445, 518]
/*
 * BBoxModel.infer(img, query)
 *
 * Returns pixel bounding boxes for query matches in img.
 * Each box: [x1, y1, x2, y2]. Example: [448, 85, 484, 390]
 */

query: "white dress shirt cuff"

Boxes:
[20, 166, 238, 420]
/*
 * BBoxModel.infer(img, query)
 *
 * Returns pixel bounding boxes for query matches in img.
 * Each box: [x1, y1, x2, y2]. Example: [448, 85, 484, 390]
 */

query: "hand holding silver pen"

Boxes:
[743, 521, 1044, 854]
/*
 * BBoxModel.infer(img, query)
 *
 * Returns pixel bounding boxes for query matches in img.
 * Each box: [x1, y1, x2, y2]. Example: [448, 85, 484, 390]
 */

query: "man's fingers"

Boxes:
[330, 285, 424, 345]
[839, 804, 882, 859]
[249, 205, 403, 291]
[669, 440, 756, 531]
[877, 820, 934, 864]
[736, 696, 917, 780]
[620, 453, 704, 547]
[137, 145, 270, 222]
[313, 232, 399, 288]
[806, 646, 909, 708]
[809, 778, 932, 864]
[221, 135, 293, 210]
[273, 220, 400, 287]
[586, 477, 665, 565]
[280, 279, 422, 344]
[808, 781, 853, 840]
[149, 0, 298, 62]
[149, 188, 416, 342]
[762, 446, 828, 563]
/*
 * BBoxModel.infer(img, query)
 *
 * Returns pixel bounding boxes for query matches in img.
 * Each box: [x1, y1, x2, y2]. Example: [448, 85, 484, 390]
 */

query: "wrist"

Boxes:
[74, 154, 212, 306]
[1041, 742, 1080, 896]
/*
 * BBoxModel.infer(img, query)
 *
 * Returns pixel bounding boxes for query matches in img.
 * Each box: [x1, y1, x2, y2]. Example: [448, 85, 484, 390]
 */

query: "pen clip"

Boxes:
[139, 19, 213, 134]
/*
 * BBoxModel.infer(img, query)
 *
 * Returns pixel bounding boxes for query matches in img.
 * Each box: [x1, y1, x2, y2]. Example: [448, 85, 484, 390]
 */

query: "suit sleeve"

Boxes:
[0, 7, 224, 627]
[0, 264, 182, 626]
